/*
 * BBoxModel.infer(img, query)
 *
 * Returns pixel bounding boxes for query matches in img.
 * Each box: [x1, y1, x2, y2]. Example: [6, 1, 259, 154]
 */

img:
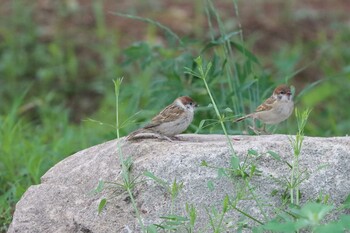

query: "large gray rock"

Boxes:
[8, 134, 350, 232]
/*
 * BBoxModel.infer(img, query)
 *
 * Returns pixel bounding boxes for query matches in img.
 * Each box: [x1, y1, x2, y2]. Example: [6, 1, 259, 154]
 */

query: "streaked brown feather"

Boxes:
[255, 96, 276, 112]
[144, 104, 185, 129]
[234, 95, 276, 122]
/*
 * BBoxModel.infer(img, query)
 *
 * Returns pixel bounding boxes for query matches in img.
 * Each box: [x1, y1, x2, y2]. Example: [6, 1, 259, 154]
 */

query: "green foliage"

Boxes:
[185, 56, 239, 166]
[0, 97, 107, 231]
[254, 202, 350, 233]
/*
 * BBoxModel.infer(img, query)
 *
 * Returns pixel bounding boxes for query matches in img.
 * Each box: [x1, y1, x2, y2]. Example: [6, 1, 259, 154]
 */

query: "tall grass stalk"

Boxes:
[205, 0, 243, 115]
[186, 56, 239, 168]
[113, 78, 146, 232]
[289, 108, 311, 205]
[113, 78, 123, 139]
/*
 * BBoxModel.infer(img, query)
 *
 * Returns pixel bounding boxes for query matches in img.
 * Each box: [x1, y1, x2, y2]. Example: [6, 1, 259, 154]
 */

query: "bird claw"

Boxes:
[161, 135, 174, 142]
[248, 126, 271, 135]
[248, 126, 261, 135]
[170, 135, 184, 141]
[126, 132, 180, 142]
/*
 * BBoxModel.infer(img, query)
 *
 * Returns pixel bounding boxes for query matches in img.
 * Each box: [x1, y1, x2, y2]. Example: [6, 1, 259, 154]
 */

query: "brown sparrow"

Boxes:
[234, 84, 294, 134]
[126, 96, 198, 141]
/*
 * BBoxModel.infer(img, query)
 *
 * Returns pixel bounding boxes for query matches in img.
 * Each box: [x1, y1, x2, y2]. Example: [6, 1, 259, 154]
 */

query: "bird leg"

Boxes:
[248, 118, 262, 135]
[260, 124, 271, 135]
[169, 135, 182, 141]
[158, 135, 174, 142]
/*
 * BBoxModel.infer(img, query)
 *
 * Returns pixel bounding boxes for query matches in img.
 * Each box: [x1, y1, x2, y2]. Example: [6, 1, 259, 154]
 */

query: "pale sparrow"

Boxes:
[126, 96, 198, 141]
[235, 84, 294, 134]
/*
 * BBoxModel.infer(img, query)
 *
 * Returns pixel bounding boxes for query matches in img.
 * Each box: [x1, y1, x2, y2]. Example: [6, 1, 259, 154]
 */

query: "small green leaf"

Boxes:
[146, 224, 158, 233]
[224, 107, 233, 112]
[98, 198, 107, 214]
[342, 193, 350, 208]
[271, 189, 278, 197]
[250, 165, 256, 177]
[223, 195, 230, 213]
[157, 224, 178, 230]
[160, 215, 188, 222]
[230, 156, 239, 170]
[267, 150, 281, 161]
[93, 180, 105, 193]
[198, 120, 206, 130]
[230, 41, 260, 64]
[171, 179, 183, 198]
[340, 215, 350, 229]
[248, 149, 259, 156]
[200, 160, 208, 167]
[205, 62, 213, 78]
[263, 220, 299, 233]
[194, 56, 202, 66]
[186, 203, 197, 227]
[252, 226, 264, 233]
[144, 171, 168, 187]
[217, 168, 227, 178]
[299, 203, 333, 225]
[207, 180, 215, 191]
[314, 222, 344, 233]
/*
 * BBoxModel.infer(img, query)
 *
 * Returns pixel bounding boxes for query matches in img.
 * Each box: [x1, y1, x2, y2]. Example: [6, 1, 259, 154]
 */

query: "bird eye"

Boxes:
[189, 102, 193, 105]
[280, 91, 285, 94]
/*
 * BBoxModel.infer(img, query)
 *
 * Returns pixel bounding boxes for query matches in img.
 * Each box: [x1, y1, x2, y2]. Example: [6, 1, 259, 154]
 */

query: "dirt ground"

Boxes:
[32, 0, 350, 51]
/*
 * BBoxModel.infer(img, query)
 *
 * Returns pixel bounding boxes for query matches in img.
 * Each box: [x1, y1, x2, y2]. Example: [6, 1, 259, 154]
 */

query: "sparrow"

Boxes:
[126, 96, 198, 141]
[234, 84, 294, 134]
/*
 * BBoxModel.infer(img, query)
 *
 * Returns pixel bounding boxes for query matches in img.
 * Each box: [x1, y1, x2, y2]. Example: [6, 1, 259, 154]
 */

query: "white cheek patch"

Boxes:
[284, 95, 291, 101]
[279, 94, 292, 101]
[187, 105, 195, 113]
[175, 99, 186, 109]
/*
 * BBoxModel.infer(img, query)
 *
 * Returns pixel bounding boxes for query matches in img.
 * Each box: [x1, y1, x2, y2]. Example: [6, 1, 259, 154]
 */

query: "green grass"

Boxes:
[1, 0, 350, 232]
[0, 96, 112, 231]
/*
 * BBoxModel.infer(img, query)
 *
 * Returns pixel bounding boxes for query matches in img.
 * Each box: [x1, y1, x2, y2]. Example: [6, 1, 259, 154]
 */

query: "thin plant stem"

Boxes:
[127, 188, 145, 231]
[113, 78, 146, 232]
[291, 166, 295, 204]
[244, 180, 268, 221]
[191, 57, 238, 164]
[113, 78, 123, 139]
[231, 206, 263, 225]
[296, 157, 300, 205]
[203, 77, 234, 151]
[289, 108, 311, 205]
[214, 213, 225, 233]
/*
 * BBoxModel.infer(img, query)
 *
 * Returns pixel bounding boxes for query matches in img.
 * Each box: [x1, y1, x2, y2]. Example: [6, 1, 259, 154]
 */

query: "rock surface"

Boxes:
[8, 134, 350, 233]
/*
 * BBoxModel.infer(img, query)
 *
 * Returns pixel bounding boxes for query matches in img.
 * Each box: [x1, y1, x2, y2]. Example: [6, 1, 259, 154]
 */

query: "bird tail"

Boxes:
[125, 128, 157, 141]
[234, 114, 252, 123]
[125, 129, 143, 141]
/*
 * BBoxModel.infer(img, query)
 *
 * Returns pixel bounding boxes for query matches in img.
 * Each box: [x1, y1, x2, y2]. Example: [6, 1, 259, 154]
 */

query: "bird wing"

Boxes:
[144, 104, 185, 129]
[234, 96, 277, 122]
[255, 96, 276, 112]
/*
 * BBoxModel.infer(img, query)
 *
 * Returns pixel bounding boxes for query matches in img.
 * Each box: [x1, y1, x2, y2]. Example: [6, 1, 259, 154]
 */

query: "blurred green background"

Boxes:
[0, 0, 349, 231]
